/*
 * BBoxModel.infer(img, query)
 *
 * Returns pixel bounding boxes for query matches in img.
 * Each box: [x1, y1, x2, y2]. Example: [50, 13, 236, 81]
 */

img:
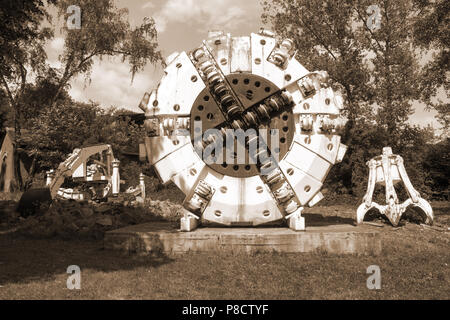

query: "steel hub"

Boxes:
[190, 74, 295, 178]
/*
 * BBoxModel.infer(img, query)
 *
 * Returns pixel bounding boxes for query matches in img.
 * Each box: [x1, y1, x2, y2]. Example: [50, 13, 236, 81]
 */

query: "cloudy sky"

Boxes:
[46, 0, 439, 128]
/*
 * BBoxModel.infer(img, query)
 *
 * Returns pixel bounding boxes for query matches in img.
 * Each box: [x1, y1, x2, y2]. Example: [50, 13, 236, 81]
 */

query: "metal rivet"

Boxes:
[214, 210, 222, 217]
[263, 210, 270, 217]
[220, 186, 227, 193]
[285, 74, 291, 81]
[325, 98, 330, 105]
[327, 143, 333, 151]
[220, 58, 227, 65]
[303, 103, 310, 110]
[287, 168, 294, 175]
[260, 39, 266, 45]
[254, 58, 261, 65]
[191, 75, 197, 82]
[173, 104, 180, 111]
[176, 63, 182, 68]
[304, 185, 311, 192]
[189, 168, 197, 176]
[256, 186, 264, 193]
[152, 100, 158, 107]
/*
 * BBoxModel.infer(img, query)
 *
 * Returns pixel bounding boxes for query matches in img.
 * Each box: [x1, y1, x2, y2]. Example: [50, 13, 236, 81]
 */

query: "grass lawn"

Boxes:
[0, 200, 448, 300]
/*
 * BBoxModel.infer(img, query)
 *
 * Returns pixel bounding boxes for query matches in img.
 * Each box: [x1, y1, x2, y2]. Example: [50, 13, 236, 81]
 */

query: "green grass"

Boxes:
[0, 202, 448, 300]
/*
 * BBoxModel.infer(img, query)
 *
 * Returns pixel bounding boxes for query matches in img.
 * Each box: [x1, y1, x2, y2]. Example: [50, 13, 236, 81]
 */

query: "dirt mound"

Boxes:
[6, 197, 183, 239]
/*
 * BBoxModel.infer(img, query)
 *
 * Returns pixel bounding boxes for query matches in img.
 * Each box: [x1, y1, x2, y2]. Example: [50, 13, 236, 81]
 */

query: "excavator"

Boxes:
[17, 144, 121, 217]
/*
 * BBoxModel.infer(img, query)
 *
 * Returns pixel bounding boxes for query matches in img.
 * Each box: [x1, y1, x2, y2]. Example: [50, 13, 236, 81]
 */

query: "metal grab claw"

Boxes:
[357, 147, 433, 226]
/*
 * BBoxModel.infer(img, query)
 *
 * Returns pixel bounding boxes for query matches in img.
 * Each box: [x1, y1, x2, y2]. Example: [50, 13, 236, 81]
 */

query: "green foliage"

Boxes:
[22, 100, 98, 168]
[263, 0, 447, 197]
[21, 101, 147, 171]
[0, 0, 55, 140]
[411, 0, 449, 136]
[423, 138, 450, 199]
[262, 0, 374, 123]
[51, 0, 163, 106]
[0, 0, 163, 190]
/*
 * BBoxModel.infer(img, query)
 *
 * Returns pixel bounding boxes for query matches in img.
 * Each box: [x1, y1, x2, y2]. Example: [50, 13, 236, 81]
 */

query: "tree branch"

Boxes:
[0, 70, 15, 108]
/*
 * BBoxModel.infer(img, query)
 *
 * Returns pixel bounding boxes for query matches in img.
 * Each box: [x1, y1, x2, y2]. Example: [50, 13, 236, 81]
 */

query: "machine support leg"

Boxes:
[111, 159, 120, 197]
[286, 207, 305, 231]
[139, 173, 146, 200]
[180, 208, 200, 232]
[46, 169, 55, 187]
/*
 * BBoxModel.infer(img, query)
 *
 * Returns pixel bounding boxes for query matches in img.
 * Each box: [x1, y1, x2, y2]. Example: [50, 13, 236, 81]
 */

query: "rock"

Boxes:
[135, 196, 144, 204]
[80, 207, 94, 218]
[96, 216, 113, 226]
[68, 223, 79, 232]
[94, 203, 113, 213]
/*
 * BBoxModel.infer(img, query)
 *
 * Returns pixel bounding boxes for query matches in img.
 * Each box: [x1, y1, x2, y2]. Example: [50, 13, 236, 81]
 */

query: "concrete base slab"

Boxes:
[104, 222, 382, 255]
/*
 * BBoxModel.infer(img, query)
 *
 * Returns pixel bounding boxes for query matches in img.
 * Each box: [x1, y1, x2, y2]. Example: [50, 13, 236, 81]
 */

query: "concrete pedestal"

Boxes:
[180, 215, 199, 232]
[104, 222, 381, 255]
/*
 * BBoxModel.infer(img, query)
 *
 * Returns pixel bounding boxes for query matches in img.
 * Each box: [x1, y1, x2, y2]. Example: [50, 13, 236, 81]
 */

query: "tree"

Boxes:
[0, 89, 12, 136]
[23, 99, 100, 169]
[411, 0, 449, 137]
[0, 0, 55, 189]
[262, 0, 429, 194]
[354, 0, 420, 138]
[0, 0, 164, 190]
[0, 0, 55, 140]
[49, 0, 163, 108]
[262, 0, 374, 127]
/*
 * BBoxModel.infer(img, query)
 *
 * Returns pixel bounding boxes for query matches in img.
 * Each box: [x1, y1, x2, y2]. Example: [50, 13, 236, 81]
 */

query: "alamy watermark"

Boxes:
[67, 265, 81, 290]
[366, 5, 381, 31]
[366, 265, 381, 290]
[67, 5, 81, 30]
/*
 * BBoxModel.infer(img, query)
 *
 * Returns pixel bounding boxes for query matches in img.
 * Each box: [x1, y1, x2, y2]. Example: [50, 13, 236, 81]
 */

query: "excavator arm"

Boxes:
[48, 144, 114, 198]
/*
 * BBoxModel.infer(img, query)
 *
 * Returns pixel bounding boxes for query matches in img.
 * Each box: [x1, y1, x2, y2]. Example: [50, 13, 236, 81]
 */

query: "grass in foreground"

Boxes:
[0, 203, 448, 300]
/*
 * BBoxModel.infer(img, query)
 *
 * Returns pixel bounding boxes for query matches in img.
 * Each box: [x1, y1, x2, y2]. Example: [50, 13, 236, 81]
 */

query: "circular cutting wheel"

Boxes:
[141, 30, 347, 227]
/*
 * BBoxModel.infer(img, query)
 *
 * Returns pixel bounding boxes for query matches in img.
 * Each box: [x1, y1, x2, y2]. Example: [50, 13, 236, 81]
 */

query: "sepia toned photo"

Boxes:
[0, 0, 448, 307]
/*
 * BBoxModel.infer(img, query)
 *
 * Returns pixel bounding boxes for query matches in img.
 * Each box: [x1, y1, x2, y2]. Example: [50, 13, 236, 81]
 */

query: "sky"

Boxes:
[45, 0, 440, 129]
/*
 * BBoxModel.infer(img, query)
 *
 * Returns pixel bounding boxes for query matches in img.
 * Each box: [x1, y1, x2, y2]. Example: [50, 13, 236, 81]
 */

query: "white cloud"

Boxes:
[50, 37, 65, 51]
[142, 2, 155, 10]
[46, 37, 65, 68]
[68, 57, 161, 112]
[152, 0, 249, 33]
